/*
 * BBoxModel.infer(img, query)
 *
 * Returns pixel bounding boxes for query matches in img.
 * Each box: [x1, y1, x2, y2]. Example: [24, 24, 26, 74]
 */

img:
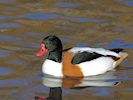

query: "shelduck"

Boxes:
[36, 35, 128, 78]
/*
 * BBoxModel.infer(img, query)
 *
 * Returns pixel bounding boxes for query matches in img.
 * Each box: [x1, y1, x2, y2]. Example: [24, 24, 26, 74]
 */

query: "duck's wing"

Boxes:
[69, 47, 120, 57]
[72, 51, 104, 64]
[69, 47, 122, 64]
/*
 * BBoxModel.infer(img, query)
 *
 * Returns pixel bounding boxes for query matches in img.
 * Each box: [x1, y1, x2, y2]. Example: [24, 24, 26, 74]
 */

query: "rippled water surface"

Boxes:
[0, 0, 133, 100]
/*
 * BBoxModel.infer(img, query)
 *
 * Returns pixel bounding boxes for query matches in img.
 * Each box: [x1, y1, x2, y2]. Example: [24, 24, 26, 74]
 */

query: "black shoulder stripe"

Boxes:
[110, 48, 123, 53]
[72, 51, 103, 64]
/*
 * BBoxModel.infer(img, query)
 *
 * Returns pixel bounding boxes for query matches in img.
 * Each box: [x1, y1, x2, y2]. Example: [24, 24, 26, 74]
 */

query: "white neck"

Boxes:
[42, 59, 63, 77]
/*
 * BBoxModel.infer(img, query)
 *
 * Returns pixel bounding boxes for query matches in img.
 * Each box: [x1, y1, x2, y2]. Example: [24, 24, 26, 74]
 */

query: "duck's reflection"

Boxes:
[47, 87, 62, 100]
[35, 87, 62, 100]
[42, 72, 120, 88]
[35, 72, 120, 100]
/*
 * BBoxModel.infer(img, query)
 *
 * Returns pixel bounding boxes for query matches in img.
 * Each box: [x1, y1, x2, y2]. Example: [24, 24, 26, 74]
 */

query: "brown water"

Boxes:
[0, 0, 133, 100]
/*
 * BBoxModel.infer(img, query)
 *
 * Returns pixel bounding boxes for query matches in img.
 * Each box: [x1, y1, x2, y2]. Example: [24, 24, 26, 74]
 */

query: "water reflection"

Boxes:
[38, 72, 120, 100]
[106, 39, 133, 49]
[54, 2, 79, 8]
[0, 22, 22, 28]
[0, 0, 16, 3]
[20, 13, 59, 20]
[116, 0, 133, 6]
[0, 79, 22, 86]
[0, 7, 20, 11]
[0, 15, 16, 20]
[71, 18, 102, 23]
[35, 87, 62, 100]
[0, 15, 9, 20]
[0, 68, 13, 76]
[47, 87, 62, 100]
[0, 50, 14, 58]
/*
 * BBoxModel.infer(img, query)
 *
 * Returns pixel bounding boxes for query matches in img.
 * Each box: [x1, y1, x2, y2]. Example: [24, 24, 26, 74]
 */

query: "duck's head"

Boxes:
[36, 35, 63, 62]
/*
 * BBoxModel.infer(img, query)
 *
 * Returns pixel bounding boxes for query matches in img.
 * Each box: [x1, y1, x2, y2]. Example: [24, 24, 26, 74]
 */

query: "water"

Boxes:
[0, 0, 133, 100]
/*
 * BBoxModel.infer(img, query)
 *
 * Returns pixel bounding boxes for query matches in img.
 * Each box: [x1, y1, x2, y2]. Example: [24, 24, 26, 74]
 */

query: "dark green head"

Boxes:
[36, 35, 63, 62]
[42, 35, 63, 52]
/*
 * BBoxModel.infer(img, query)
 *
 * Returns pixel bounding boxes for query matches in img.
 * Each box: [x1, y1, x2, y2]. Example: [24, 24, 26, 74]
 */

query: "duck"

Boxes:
[36, 35, 128, 78]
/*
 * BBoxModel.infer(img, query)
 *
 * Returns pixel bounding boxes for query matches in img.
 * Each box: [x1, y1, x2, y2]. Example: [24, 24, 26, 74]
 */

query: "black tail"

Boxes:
[110, 48, 123, 53]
